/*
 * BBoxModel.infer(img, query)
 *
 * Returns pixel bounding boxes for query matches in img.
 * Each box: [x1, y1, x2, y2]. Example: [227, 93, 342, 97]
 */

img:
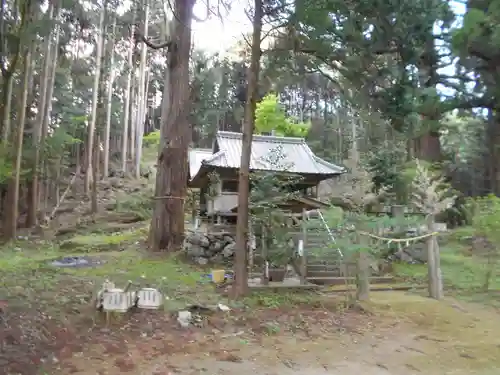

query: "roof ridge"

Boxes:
[216, 130, 305, 144]
[203, 150, 225, 164]
[312, 154, 346, 173]
[299, 141, 346, 174]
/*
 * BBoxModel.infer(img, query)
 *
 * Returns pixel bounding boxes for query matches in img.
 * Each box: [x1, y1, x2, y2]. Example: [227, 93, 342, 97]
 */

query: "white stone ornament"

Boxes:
[136, 288, 163, 310]
[102, 288, 136, 313]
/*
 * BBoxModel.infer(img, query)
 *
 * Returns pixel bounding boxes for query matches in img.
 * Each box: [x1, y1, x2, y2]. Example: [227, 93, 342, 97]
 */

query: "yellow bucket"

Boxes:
[211, 269, 225, 284]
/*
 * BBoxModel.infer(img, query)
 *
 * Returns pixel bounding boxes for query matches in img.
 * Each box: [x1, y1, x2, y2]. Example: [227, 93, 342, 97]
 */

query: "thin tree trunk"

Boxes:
[5, 47, 32, 239]
[28, 3, 54, 226]
[39, 18, 61, 210]
[91, 134, 100, 213]
[85, 1, 106, 194]
[129, 83, 136, 170]
[135, 2, 149, 178]
[231, 0, 263, 298]
[103, 16, 117, 178]
[1, 75, 14, 144]
[121, 9, 136, 172]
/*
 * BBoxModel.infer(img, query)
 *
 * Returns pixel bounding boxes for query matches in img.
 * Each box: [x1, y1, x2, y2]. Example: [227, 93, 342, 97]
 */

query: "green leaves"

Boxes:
[471, 195, 500, 242]
[452, 8, 488, 52]
[254, 93, 311, 137]
[143, 130, 160, 147]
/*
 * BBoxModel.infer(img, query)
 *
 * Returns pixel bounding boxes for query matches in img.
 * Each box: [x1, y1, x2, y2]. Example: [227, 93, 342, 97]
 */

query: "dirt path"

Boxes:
[51, 292, 500, 375]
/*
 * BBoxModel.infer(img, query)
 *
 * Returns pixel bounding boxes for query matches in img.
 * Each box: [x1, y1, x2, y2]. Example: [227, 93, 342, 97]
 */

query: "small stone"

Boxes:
[114, 355, 136, 372]
[59, 346, 73, 359]
[177, 310, 192, 328]
[222, 242, 236, 257]
[194, 257, 208, 265]
[217, 303, 230, 312]
[104, 342, 128, 355]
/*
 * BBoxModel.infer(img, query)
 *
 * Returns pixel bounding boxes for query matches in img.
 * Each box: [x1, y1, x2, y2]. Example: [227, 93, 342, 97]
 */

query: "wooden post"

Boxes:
[391, 205, 405, 232]
[390, 205, 405, 217]
[191, 194, 197, 226]
[356, 235, 370, 301]
[261, 224, 269, 285]
[426, 215, 443, 299]
[299, 208, 307, 284]
[248, 222, 255, 274]
[434, 233, 443, 299]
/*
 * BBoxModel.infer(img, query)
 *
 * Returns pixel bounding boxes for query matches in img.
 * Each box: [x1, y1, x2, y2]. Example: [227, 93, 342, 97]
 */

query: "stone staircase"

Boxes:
[301, 210, 393, 286]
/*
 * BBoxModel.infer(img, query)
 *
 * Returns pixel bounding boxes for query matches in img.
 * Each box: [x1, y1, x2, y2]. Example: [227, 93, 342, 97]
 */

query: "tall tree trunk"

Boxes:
[150, 0, 194, 252]
[5, 47, 32, 239]
[39, 17, 61, 210]
[129, 83, 136, 170]
[103, 16, 117, 178]
[85, 1, 106, 193]
[415, 31, 442, 163]
[148, 17, 173, 244]
[28, 3, 54, 226]
[121, 8, 136, 172]
[414, 131, 441, 162]
[135, 1, 149, 178]
[1, 74, 14, 144]
[486, 110, 500, 194]
[231, 0, 263, 298]
[91, 135, 100, 213]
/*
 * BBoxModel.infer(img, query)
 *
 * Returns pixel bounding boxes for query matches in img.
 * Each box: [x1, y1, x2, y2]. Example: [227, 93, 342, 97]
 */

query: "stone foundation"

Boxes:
[184, 230, 236, 265]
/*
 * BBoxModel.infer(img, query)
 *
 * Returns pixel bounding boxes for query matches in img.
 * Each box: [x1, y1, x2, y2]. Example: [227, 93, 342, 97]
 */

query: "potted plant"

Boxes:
[267, 243, 290, 282]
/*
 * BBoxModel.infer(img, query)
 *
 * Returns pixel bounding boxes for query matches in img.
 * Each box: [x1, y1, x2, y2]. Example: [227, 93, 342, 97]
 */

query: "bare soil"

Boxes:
[2, 177, 499, 375]
[3, 292, 497, 375]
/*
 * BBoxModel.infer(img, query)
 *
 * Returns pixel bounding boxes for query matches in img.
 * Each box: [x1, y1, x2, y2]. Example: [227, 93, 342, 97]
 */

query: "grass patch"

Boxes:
[0, 232, 218, 314]
[393, 227, 500, 307]
[58, 227, 148, 252]
[240, 290, 343, 311]
[394, 244, 500, 291]
[366, 292, 500, 371]
[65, 250, 217, 310]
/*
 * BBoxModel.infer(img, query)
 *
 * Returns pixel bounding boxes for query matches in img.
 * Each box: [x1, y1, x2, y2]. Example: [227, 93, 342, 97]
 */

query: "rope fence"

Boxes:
[357, 230, 439, 245]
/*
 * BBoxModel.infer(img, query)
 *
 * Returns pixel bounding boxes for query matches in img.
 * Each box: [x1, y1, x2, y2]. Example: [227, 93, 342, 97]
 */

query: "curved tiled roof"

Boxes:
[189, 131, 345, 182]
[206, 131, 344, 174]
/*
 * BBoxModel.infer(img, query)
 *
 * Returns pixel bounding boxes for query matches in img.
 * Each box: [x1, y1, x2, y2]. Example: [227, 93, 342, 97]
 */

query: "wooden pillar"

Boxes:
[356, 235, 370, 301]
[261, 224, 269, 285]
[391, 205, 405, 231]
[426, 215, 443, 299]
[248, 222, 255, 273]
[299, 208, 307, 284]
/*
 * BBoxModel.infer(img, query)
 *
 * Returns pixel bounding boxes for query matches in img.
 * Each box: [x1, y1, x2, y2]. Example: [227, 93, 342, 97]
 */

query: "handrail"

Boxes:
[306, 209, 343, 258]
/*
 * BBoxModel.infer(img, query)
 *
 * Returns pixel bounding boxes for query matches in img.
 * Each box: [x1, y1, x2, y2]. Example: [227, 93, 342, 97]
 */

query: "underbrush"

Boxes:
[112, 189, 154, 220]
[393, 225, 500, 307]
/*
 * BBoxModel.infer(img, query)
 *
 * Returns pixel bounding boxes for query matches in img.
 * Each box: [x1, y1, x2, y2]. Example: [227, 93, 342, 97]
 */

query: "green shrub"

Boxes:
[143, 131, 160, 147]
[470, 194, 500, 290]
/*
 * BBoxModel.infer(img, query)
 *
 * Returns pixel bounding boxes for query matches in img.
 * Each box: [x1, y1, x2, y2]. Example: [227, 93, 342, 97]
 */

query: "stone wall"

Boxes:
[184, 230, 236, 265]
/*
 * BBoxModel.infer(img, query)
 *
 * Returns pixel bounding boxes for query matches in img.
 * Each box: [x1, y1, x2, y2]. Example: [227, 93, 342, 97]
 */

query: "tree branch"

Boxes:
[134, 28, 172, 50]
[441, 96, 495, 112]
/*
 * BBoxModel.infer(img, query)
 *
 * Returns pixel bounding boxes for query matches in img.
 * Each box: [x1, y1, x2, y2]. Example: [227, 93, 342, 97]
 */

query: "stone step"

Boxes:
[306, 276, 395, 285]
[306, 264, 344, 270]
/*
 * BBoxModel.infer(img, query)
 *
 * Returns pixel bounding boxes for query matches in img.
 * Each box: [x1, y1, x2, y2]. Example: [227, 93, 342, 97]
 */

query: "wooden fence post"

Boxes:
[426, 215, 443, 299]
[299, 209, 307, 284]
